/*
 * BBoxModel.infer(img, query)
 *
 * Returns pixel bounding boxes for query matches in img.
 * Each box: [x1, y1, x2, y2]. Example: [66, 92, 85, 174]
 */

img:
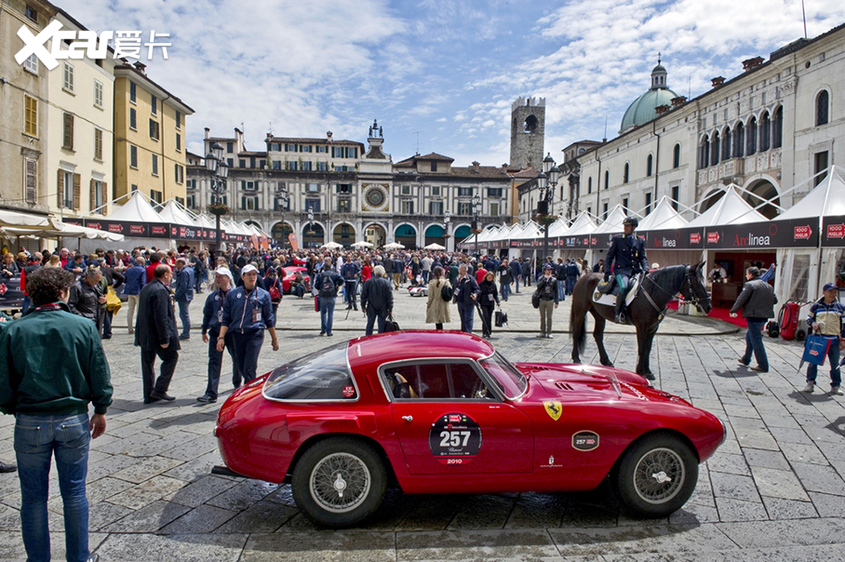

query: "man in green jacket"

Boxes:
[0, 266, 112, 562]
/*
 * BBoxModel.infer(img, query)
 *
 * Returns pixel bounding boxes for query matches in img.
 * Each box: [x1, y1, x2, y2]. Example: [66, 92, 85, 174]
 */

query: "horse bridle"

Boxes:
[643, 265, 711, 311]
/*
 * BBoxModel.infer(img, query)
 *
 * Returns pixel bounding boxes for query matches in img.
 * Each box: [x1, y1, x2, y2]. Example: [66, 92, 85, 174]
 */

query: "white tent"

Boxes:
[592, 205, 631, 236]
[685, 186, 767, 228]
[0, 209, 51, 229]
[547, 217, 569, 238]
[424, 243, 446, 250]
[107, 192, 166, 224]
[158, 200, 196, 227]
[637, 196, 689, 231]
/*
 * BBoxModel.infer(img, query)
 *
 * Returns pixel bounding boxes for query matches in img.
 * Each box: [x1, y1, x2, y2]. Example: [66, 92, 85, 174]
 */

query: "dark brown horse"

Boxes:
[569, 263, 711, 379]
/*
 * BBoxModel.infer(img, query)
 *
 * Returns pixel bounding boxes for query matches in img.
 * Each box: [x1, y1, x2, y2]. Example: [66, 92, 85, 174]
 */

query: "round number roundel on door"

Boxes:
[428, 413, 482, 465]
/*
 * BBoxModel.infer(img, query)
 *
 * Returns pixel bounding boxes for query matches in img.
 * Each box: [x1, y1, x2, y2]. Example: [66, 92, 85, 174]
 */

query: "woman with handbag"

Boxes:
[535, 264, 559, 338]
[264, 268, 283, 317]
[803, 283, 845, 395]
[478, 271, 500, 339]
[426, 266, 451, 330]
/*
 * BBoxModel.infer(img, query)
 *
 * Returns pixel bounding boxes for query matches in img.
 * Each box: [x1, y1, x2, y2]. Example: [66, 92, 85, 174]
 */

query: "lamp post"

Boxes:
[444, 208, 451, 252]
[205, 142, 229, 257]
[307, 206, 314, 248]
[472, 193, 481, 255]
[276, 189, 289, 249]
[539, 153, 561, 263]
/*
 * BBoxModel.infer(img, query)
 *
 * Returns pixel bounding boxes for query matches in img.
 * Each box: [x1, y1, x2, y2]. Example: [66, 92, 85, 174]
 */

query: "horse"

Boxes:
[569, 263, 712, 379]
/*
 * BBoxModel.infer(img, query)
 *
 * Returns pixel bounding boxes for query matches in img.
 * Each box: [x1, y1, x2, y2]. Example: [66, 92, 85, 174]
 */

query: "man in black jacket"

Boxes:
[454, 264, 480, 333]
[68, 268, 105, 334]
[730, 266, 777, 373]
[135, 264, 179, 403]
[361, 265, 394, 335]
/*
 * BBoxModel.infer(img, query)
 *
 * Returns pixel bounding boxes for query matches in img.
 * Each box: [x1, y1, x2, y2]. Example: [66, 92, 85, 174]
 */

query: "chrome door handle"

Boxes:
[402, 415, 413, 422]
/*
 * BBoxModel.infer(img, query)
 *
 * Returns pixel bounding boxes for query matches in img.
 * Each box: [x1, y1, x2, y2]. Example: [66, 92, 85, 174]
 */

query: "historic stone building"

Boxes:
[565, 24, 845, 224]
[509, 96, 545, 170]
[186, 120, 513, 250]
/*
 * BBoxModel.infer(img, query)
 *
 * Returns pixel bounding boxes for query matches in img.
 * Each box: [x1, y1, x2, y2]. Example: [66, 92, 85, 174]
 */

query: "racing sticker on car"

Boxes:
[572, 430, 600, 451]
[543, 400, 562, 421]
[342, 385, 356, 398]
[428, 413, 482, 465]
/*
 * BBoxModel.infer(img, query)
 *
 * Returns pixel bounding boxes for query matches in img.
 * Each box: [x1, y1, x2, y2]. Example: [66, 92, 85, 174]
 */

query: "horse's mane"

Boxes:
[646, 264, 688, 291]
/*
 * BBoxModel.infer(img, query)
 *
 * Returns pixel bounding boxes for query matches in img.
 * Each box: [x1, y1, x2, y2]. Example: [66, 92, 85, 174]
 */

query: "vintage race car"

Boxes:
[215, 331, 725, 527]
[280, 266, 310, 294]
[408, 285, 427, 297]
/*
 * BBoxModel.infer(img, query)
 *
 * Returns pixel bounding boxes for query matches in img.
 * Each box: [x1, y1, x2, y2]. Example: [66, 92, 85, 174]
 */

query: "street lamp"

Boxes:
[444, 208, 451, 252]
[538, 153, 561, 262]
[307, 206, 314, 248]
[276, 188, 289, 249]
[205, 142, 229, 257]
[472, 193, 481, 255]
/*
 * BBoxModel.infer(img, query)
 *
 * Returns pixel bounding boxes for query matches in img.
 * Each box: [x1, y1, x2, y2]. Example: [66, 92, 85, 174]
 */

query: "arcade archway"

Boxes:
[333, 223, 355, 246]
[364, 223, 386, 247]
[424, 224, 446, 247]
[743, 179, 780, 219]
[302, 223, 325, 248]
[395, 224, 417, 249]
[271, 222, 294, 247]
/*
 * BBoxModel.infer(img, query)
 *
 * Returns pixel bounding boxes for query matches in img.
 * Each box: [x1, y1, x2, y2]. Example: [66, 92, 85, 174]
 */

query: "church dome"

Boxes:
[620, 58, 679, 133]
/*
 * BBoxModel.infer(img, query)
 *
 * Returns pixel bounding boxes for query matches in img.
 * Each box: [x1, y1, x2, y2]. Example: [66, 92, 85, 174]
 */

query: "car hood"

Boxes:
[514, 362, 689, 405]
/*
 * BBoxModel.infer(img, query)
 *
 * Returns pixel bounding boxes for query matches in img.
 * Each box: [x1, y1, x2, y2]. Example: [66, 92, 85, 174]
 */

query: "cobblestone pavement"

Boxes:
[1, 287, 844, 561]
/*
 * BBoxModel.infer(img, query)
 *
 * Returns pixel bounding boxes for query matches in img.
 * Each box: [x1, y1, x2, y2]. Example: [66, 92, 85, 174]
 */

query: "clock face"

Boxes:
[365, 187, 385, 207]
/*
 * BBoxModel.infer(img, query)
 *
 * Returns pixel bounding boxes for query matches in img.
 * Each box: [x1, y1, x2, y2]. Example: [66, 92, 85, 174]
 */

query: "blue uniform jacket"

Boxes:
[606, 233, 648, 275]
[221, 285, 275, 331]
[201, 288, 231, 334]
[174, 266, 195, 302]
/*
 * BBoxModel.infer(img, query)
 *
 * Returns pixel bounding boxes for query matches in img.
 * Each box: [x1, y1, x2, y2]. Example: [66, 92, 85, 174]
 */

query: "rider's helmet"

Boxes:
[622, 216, 639, 228]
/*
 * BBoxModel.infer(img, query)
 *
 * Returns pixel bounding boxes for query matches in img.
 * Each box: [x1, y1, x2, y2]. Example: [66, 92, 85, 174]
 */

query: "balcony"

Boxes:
[697, 148, 782, 190]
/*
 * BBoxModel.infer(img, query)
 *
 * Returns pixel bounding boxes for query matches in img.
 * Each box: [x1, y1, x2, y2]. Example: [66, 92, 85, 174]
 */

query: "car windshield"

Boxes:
[478, 351, 528, 400]
[263, 342, 356, 401]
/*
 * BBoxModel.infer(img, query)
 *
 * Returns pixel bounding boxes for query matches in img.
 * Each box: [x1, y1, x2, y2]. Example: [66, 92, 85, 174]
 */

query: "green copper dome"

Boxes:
[620, 59, 679, 133]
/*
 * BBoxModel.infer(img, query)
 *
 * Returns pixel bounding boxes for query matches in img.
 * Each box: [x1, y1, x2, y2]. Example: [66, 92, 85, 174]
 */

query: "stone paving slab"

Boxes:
[0, 288, 844, 560]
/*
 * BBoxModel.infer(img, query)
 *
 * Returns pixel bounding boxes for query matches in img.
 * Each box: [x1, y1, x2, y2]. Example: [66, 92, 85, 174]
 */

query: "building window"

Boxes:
[646, 155, 653, 177]
[285, 143, 297, 152]
[623, 163, 629, 183]
[241, 196, 259, 211]
[24, 95, 38, 137]
[604, 170, 609, 189]
[773, 106, 783, 149]
[336, 183, 352, 194]
[602, 203, 608, 220]
[814, 151, 829, 186]
[587, 177, 592, 194]
[301, 161, 312, 171]
[457, 202, 472, 215]
[316, 161, 328, 171]
[673, 143, 681, 168]
[671, 185, 680, 210]
[149, 119, 160, 141]
[287, 161, 297, 171]
[338, 199, 351, 213]
[273, 161, 281, 170]
[227, 142, 234, 153]
[490, 202, 500, 216]
[152, 153, 158, 176]
[402, 200, 414, 214]
[176, 133, 181, 151]
[94, 80, 104, 108]
[150, 190, 163, 204]
[241, 180, 256, 191]
[644, 192, 652, 215]
[305, 198, 320, 212]
[23, 53, 38, 73]
[711, 131, 720, 166]
[400, 185, 411, 195]
[129, 107, 137, 130]
[760, 112, 771, 152]
[129, 81, 136, 102]
[487, 187, 503, 197]
[458, 187, 473, 197]
[94, 128, 103, 161]
[151, 94, 157, 115]
[62, 112, 74, 150]
[130, 145, 138, 168]
[722, 128, 732, 161]
[733, 122, 745, 158]
[746, 116, 757, 155]
[131, 183, 138, 192]
[431, 161, 438, 172]
[210, 194, 226, 206]
[60, 170, 76, 209]
[301, 145, 312, 153]
[25, 5, 37, 20]
[174, 164, 184, 184]
[227, 158, 233, 167]
[698, 138, 710, 169]
[186, 179, 197, 190]
[429, 201, 444, 215]
[239, 159, 246, 168]
[816, 90, 829, 126]
[91, 179, 104, 212]
[431, 185, 441, 196]
[62, 62, 74, 92]
[622, 197, 629, 211]
[24, 158, 37, 204]
[175, 111, 181, 129]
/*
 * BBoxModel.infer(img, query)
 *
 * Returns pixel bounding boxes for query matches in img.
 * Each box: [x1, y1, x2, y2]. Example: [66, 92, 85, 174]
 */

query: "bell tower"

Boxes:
[509, 97, 545, 169]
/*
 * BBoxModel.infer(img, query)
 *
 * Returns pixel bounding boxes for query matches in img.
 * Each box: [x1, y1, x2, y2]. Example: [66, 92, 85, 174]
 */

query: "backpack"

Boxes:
[319, 274, 337, 298]
[440, 282, 454, 302]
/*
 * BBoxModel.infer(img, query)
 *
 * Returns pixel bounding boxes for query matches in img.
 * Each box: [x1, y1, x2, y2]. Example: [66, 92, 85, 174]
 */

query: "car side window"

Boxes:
[384, 362, 494, 400]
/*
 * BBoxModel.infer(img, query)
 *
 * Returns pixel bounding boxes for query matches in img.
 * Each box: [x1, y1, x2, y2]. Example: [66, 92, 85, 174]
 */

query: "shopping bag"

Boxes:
[106, 287, 122, 315]
[385, 314, 400, 332]
[495, 309, 508, 327]
[802, 334, 833, 366]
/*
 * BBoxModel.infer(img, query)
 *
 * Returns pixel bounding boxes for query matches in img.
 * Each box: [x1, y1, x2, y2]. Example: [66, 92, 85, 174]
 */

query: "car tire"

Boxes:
[615, 434, 698, 518]
[291, 438, 387, 528]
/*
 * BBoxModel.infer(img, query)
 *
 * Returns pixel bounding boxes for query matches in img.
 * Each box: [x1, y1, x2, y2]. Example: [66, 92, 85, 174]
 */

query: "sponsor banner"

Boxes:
[560, 235, 591, 248]
[67, 218, 223, 240]
[644, 228, 705, 250]
[591, 233, 615, 249]
[706, 218, 818, 249]
[823, 215, 845, 247]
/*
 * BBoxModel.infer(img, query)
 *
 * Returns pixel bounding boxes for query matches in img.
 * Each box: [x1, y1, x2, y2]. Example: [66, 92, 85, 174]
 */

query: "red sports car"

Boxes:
[280, 266, 310, 294]
[215, 331, 725, 527]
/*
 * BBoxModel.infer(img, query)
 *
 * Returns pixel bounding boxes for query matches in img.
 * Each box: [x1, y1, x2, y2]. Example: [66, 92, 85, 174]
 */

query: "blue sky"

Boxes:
[61, 0, 845, 167]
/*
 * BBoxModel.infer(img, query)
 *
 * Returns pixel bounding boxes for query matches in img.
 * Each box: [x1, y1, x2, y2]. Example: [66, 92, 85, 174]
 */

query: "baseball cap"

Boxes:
[543, 263, 554, 270]
[242, 264, 258, 275]
[823, 282, 837, 292]
[214, 267, 232, 277]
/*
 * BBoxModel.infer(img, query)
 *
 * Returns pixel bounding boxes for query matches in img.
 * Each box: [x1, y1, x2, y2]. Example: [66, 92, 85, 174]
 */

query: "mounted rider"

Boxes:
[605, 216, 649, 323]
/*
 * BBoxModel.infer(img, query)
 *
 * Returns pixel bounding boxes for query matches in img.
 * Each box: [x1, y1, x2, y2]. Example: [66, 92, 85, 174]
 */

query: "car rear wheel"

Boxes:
[291, 438, 387, 527]
[615, 434, 698, 518]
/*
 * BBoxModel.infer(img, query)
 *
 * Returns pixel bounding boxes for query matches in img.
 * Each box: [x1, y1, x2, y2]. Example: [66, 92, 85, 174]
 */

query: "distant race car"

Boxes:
[280, 266, 310, 294]
[408, 285, 427, 297]
[215, 331, 725, 527]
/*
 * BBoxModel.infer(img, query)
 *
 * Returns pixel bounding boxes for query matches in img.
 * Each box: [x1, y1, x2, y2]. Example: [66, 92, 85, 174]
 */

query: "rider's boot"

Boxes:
[615, 291, 625, 323]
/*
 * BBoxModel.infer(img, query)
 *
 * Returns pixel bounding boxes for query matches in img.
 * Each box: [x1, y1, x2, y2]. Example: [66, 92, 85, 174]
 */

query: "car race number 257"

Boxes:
[428, 412, 482, 465]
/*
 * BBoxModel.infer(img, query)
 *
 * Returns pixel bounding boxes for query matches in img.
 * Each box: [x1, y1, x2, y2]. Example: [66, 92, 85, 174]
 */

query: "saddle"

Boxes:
[593, 274, 640, 308]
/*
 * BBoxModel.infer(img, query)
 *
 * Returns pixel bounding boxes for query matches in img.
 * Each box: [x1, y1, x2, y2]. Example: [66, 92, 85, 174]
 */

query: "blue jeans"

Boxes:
[292, 285, 305, 298]
[365, 311, 387, 335]
[500, 282, 510, 301]
[194, 271, 206, 293]
[345, 281, 358, 308]
[557, 280, 566, 301]
[807, 336, 841, 386]
[566, 277, 578, 294]
[422, 270, 430, 285]
[177, 298, 190, 337]
[513, 274, 520, 293]
[320, 297, 336, 334]
[458, 303, 475, 333]
[231, 329, 264, 383]
[15, 413, 91, 562]
[741, 318, 769, 372]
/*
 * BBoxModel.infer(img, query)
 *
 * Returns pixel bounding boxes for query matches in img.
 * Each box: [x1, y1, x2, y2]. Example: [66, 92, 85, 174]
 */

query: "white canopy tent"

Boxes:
[107, 192, 166, 224]
[637, 196, 689, 232]
[685, 186, 767, 229]
[588, 205, 632, 266]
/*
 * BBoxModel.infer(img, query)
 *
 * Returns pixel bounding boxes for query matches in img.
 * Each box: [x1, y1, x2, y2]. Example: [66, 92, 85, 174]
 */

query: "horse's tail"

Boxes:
[569, 276, 592, 361]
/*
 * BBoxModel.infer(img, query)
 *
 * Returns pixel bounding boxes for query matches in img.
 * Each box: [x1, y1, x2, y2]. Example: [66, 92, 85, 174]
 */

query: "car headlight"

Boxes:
[719, 418, 727, 445]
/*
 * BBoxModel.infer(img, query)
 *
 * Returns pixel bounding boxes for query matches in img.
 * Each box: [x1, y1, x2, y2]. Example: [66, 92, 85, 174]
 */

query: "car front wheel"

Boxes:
[615, 434, 698, 518]
[291, 438, 387, 527]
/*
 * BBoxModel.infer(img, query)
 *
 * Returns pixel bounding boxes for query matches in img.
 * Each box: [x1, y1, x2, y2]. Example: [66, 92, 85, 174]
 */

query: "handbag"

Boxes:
[495, 309, 508, 327]
[802, 334, 833, 366]
[106, 286, 122, 314]
[268, 281, 281, 301]
[385, 314, 400, 332]
[531, 291, 540, 309]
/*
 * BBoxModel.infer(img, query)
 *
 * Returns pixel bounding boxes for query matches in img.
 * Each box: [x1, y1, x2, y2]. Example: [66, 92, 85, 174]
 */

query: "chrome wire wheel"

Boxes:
[632, 447, 685, 504]
[309, 452, 372, 514]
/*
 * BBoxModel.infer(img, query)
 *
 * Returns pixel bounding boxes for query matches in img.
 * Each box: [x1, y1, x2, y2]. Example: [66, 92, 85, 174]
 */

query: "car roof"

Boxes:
[347, 331, 495, 373]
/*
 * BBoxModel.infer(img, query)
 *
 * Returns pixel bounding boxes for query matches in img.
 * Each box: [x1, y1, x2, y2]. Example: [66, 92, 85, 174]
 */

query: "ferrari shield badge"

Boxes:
[543, 400, 562, 421]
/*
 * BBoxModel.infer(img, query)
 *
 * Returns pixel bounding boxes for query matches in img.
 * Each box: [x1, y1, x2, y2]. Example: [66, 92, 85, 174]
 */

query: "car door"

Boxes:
[384, 359, 533, 475]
